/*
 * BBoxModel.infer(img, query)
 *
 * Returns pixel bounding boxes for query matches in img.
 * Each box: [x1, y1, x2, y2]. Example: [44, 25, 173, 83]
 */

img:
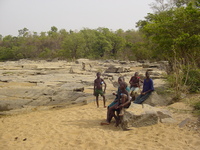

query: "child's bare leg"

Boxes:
[113, 111, 118, 121]
[96, 96, 99, 108]
[131, 95, 136, 101]
[115, 118, 120, 127]
[101, 105, 116, 125]
[130, 91, 134, 98]
[114, 111, 119, 127]
[119, 107, 124, 116]
[119, 95, 127, 116]
[103, 95, 106, 108]
[114, 109, 120, 126]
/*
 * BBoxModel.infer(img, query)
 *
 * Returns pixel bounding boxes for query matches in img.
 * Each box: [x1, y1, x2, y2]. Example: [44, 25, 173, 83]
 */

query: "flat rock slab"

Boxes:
[179, 118, 191, 128]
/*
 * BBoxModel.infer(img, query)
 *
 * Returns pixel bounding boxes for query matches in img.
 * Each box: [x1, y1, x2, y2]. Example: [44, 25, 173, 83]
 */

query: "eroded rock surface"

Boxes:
[0, 59, 168, 113]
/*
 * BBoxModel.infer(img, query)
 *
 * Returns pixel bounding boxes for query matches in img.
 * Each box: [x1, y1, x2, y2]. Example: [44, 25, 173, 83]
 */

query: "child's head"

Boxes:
[134, 72, 139, 77]
[96, 72, 101, 78]
[145, 71, 150, 78]
[120, 81, 127, 90]
[118, 76, 125, 84]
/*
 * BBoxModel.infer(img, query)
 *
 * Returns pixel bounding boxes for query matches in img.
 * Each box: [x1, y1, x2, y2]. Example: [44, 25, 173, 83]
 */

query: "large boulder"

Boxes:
[142, 91, 166, 106]
[105, 65, 130, 73]
[120, 104, 175, 130]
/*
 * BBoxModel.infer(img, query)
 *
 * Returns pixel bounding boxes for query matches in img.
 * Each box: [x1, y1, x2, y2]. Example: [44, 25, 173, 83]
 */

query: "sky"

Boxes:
[0, 0, 155, 37]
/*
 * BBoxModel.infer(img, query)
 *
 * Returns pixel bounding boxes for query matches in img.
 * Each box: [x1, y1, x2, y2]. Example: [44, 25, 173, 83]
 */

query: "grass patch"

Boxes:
[2, 72, 14, 75]
[182, 94, 200, 116]
[192, 101, 200, 116]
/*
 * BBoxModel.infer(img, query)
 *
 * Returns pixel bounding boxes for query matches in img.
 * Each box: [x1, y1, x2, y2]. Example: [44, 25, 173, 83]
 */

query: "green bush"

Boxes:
[193, 101, 200, 115]
[39, 48, 51, 58]
[184, 69, 200, 93]
[194, 101, 200, 110]
[0, 47, 15, 61]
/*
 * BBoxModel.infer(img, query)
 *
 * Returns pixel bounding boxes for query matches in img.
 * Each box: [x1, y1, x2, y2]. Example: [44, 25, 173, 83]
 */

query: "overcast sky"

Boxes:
[0, 0, 155, 37]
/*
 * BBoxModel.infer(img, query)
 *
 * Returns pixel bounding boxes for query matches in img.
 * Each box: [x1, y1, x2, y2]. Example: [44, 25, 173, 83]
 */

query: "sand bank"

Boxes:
[0, 101, 199, 150]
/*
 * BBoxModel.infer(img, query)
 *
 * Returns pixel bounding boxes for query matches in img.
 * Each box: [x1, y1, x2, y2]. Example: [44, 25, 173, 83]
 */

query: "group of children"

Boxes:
[93, 71, 154, 126]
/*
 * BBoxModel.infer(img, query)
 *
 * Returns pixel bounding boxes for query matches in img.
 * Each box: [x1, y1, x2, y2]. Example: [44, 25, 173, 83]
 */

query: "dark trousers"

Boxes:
[134, 92, 152, 104]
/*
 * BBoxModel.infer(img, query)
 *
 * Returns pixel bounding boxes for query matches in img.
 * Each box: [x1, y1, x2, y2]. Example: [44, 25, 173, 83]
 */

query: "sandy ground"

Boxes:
[0, 100, 199, 150]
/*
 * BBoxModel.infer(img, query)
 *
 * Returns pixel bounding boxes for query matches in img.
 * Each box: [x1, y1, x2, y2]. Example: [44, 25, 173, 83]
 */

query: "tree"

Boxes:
[149, 0, 196, 13]
[92, 28, 112, 59]
[0, 34, 2, 41]
[80, 28, 98, 58]
[60, 32, 86, 59]
[122, 30, 151, 61]
[137, 1, 200, 96]
[137, 2, 200, 63]
[48, 26, 58, 37]
[18, 28, 29, 37]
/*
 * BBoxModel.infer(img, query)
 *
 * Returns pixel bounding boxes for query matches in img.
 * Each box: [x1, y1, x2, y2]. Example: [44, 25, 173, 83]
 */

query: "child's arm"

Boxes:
[140, 78, 144, 83]
[113, 88, 119, 102]
[118, 90, 130, 108]
[102, 79, 106, 93]
[116, 90, 121, 103]
[93, 80, 96, 95]
[129, 77, 132, 84]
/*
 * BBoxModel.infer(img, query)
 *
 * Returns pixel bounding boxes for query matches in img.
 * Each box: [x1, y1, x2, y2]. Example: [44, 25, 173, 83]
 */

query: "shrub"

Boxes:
[192, 101, 200, 115]
[184, 69, 200, 93]
[194, 101, 200, 110]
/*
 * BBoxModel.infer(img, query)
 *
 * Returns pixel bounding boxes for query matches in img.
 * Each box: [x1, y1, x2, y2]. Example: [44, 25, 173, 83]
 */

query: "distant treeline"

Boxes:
[0, 27, 150, 61]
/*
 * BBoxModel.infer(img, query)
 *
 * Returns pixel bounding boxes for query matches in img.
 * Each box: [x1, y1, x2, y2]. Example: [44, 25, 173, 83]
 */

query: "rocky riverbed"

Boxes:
[0, 58, 168, 114]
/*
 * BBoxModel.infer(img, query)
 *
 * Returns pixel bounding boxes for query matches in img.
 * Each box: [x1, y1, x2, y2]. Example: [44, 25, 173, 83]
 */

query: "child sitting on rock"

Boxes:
[129, 72, 142, 100]
[117, 81, 131, 116]
[101, 81, 131, 126]
[134, 71, 154, 104]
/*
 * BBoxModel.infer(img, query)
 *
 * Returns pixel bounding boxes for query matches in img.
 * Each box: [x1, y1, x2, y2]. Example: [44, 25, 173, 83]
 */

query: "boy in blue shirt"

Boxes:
[134, 71, 154, 104]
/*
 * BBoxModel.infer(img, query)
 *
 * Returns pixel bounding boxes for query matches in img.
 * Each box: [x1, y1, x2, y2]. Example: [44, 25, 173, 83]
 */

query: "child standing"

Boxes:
[93, 72, 106, 108]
